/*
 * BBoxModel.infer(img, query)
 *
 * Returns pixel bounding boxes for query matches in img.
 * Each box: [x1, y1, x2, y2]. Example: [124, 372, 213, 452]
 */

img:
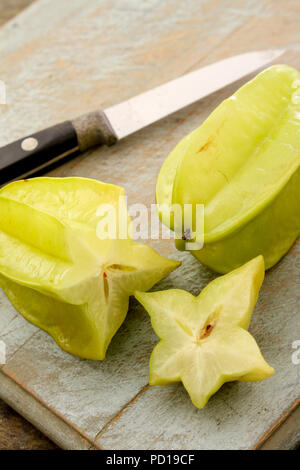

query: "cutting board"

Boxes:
[0, 0, 299, 450]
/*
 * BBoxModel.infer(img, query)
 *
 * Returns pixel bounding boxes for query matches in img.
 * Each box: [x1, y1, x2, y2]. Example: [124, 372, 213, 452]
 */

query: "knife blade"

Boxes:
[0, 49, 283, 185]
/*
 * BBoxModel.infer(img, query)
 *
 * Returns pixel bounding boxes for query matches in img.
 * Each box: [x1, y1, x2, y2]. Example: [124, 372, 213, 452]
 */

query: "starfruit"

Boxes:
[156, 65, 300, 273]
[0, 177, 180, 360]
[135, 256, 274, 409]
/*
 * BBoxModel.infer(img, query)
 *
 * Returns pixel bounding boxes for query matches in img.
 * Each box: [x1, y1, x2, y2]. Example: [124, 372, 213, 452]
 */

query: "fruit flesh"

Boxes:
[0, 177, 180, 360]
[135, 256, 274, 409]
[156, 65, 300, 272]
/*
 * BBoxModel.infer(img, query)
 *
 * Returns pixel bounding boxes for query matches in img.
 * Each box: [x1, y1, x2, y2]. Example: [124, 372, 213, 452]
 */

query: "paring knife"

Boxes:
[0, 50, 283, 185]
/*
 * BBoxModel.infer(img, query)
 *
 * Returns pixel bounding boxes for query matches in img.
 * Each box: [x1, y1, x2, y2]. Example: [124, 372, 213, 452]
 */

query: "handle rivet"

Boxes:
[21, 137, 38, 151]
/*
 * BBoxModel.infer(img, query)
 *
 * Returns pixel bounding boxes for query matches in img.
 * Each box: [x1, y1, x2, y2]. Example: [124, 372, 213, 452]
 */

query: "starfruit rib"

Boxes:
[173, 65, 300, 241]
[157, 65, 300, 240]
[0, 176, 129, 234]
[0, 195, 102, 299]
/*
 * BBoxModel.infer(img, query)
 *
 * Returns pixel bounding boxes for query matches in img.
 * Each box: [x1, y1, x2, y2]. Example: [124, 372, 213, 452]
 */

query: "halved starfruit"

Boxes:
[135, 256, 274, 409]
[156, 65, 300, 273]
[0, 177, 180, 360]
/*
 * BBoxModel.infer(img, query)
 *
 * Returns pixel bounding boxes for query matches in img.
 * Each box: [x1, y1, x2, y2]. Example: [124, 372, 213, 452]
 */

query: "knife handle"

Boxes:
[0, 110, 117, 186]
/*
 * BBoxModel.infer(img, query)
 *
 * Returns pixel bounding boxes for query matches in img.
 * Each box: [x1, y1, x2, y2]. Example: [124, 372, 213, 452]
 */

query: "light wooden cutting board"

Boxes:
[0, 0, 299, 450]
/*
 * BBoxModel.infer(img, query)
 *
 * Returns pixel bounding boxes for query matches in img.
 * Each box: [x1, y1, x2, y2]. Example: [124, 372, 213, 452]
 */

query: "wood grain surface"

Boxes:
[0, 0, 299, 450]
[0, 0, 58, 450]
[0, 0, 32, 22]
[0, 398, 58, 449]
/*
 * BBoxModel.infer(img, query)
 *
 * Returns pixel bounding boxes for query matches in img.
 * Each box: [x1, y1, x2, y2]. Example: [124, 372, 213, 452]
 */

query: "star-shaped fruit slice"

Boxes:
[0, 177, 180, 360]
[135, 256, 274, 409]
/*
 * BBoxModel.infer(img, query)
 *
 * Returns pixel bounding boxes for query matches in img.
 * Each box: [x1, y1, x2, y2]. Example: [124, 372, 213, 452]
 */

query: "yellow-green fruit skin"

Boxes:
[0, 275, 98, 359]
[156, 65, 300, 273]
[0, 177, 180, 360]
[192, 168, 300, 273]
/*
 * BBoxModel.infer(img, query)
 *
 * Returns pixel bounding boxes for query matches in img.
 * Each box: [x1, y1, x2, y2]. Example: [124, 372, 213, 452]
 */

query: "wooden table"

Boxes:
[0, 0, 299, 450]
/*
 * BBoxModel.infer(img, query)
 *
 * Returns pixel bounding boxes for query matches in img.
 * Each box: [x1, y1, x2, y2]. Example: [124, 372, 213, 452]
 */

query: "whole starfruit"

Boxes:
[156, 65, 300, 273]
[0, 177, 180, 360]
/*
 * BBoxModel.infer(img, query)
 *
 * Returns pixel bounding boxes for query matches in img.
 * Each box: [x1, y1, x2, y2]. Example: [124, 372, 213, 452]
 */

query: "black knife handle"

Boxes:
[0, 110, 117, 186]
